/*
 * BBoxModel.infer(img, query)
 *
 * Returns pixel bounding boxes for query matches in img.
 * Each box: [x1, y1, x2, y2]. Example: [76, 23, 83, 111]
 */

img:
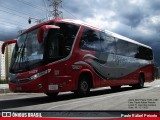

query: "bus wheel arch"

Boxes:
[74, 72, 93, 97]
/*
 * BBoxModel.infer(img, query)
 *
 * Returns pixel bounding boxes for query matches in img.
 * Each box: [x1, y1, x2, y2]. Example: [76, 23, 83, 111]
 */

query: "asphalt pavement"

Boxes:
[0, 79, 159, 110]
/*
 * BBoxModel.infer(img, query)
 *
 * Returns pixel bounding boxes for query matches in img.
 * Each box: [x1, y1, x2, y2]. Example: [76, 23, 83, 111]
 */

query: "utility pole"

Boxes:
[48, 0, 63, 19]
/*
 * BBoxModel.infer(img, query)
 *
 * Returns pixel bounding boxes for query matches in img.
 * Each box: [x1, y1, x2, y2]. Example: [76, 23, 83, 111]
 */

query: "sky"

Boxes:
[0, 0, 160, 66]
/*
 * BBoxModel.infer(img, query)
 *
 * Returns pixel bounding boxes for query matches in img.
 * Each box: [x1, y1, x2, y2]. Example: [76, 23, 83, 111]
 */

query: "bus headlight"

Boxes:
[30, 69, 51, 80]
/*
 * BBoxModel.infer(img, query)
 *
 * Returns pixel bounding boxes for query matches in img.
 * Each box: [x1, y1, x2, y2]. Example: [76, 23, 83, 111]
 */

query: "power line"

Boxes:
[0, 5, 42, 19]
[16, 0, 46, 12]
[0, 19, 28, 28]
[0, 18, 28, 27]
[21, 0, 47, 10]
[62, 6, 79, 19]
[43, 0, 49, 20]
[0, 9, 28, 19]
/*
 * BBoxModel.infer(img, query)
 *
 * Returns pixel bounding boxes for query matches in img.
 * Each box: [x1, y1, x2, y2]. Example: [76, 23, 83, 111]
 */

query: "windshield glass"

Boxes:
[10, 29, 44, 73]
[10, 22, 80, 73]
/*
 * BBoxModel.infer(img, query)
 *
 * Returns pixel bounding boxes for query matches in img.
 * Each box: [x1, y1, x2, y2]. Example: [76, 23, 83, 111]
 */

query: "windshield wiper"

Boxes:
[11, 44, 26, 72]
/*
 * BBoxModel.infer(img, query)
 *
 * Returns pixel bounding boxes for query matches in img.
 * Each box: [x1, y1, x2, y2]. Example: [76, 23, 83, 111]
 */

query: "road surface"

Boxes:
[0, 80, 159, 111]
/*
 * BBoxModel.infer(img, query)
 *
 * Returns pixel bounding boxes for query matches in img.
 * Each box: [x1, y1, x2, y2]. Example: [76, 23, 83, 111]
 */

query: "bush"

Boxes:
[0, 80, 7, 84]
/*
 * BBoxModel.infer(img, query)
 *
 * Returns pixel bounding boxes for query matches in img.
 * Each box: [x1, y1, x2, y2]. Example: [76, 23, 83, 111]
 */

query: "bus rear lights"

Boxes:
[30, 69, 51, 80]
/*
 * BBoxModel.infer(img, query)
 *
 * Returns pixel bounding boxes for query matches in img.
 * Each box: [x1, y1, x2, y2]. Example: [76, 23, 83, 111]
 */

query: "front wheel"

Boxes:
[74, 76, 90, 97]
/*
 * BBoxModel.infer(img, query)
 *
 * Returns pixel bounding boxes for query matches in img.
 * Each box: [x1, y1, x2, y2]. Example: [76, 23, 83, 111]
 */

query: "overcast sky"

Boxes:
[0, 0, 160, 65]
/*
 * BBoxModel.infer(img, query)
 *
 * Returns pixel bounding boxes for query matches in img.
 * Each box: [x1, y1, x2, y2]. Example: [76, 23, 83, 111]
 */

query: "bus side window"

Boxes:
[128, 43, 138, 58]
[116, 39, 129, 56]
[79, 28, 101, 51]
[137, 46, 153, 60]
[100, 32, 116, 53]
[55, 23, 79, 56]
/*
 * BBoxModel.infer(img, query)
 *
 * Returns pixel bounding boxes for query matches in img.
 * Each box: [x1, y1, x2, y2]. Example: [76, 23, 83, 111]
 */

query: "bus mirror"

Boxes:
[37, 25, 60, 43]
[1, 40, 17, 54]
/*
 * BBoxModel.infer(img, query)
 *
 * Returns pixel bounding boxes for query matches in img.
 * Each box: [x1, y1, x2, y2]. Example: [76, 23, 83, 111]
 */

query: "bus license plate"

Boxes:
[48, 85, 58, 90]
[16, 86, 22, 91]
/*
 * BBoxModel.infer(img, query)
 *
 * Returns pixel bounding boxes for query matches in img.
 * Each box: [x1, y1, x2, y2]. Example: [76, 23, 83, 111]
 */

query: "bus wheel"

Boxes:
[45, 92, 59, 98]
[75, 76, 90, 97]
[137, 75, 144, 88]
[132, 75, 144, 89]
[110, 86, 121, 91]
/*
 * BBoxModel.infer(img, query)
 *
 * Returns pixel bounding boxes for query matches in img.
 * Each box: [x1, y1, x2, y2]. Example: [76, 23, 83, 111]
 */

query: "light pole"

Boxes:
[28, 17, 44, 24]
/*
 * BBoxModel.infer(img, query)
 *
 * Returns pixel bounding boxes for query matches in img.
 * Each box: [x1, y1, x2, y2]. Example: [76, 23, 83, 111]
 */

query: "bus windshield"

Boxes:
[10, 23, 80, 73]
[10, 28, 44, 73]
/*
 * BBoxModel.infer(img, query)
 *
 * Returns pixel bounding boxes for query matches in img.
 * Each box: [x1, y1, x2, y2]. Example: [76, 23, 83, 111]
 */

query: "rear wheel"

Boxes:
[137, 75, 145, 88]
[132, 75, 144, 89]
[74, 76, 90, 97]
[45, 92, 59, 98]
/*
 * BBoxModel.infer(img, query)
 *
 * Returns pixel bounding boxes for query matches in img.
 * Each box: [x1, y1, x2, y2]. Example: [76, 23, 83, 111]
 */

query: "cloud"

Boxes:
[62, 0, 160, 65]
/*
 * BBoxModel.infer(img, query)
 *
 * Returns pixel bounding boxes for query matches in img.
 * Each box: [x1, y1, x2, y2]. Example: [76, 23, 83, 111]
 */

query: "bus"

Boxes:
[2, 19, 155, 97]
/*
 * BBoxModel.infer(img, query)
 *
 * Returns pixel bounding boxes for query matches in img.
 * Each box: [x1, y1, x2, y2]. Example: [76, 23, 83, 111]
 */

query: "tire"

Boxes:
[137, 75, 145, 88]
[132, 75, 144, 89]
[74, 76, 90, 97]
[110, 86, 121, 91]
[45, 92, 59, 98]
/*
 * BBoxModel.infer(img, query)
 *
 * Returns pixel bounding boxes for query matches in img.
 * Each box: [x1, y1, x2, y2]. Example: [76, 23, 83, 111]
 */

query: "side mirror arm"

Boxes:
[1, 40, 17, 54]
[37, 25, 60, 43]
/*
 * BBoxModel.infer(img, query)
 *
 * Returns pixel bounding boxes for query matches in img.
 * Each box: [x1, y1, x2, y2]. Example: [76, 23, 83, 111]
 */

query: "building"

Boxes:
[0, 41, 6, 80]
[0, 41, 14, 81]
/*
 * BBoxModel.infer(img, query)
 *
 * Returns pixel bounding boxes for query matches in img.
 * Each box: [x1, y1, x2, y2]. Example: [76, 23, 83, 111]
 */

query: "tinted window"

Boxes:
[100, 32, 116, 53]
[137, 46, 153, 60]
[116, 39, 129, 56]
[46, 23, 79, 62]
[128, 43, 138, 57]
[80, 28, 101, 51]
[56, 23, 79, 55]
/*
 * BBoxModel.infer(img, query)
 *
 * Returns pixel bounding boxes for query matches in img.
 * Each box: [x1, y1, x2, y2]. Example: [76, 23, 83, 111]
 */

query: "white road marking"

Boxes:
[154, 85, 160, 87]
[47, 87, 155, 110]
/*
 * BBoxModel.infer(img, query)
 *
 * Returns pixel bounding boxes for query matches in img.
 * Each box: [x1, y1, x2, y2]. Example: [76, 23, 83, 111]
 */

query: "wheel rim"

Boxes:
[140, 77, 144, 87]
[80, 81, 88, 92]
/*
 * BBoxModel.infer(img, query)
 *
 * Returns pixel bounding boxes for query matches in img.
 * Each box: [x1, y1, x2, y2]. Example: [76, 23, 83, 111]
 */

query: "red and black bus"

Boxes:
[2, 19, 155, 97]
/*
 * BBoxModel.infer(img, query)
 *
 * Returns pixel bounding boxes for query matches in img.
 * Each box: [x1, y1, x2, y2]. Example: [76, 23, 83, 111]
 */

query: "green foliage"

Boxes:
[0, 80, 7, 84]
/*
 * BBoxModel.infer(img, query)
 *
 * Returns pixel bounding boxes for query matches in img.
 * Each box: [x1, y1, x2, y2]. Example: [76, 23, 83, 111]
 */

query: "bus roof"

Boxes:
[104, 30, 152, 49]
[25, 18, 152, 49]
